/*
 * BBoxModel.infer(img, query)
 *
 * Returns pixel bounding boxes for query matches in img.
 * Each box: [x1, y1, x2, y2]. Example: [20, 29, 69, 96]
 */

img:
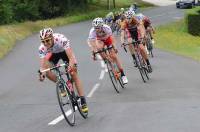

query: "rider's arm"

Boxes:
[61, 37, 77, 68]
[65, 48, 76, 68]
[110, 35, 117, 49]
[87, 39, 98, 52]
[138, 21, 146, 39]
[120, 21, 126, 44]
[39, 46, 48, 71]
[88, 28, 98, 53]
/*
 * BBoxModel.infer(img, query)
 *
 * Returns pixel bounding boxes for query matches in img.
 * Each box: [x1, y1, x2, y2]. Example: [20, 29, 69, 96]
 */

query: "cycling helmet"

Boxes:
[120, 8, 125, 12]
[125, 10, 135, 19]
[136, 13, 145, 21]
[92, 17, 104, 27]
[40, 28, 53, 40]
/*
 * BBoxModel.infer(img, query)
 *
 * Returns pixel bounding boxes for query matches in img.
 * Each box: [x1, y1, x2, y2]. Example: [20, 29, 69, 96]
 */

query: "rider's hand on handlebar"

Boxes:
[92, 51, 97, 61]
[121, 43, 125, 47]
[114, 48, 118, 54]
[38, 70, 45, 82]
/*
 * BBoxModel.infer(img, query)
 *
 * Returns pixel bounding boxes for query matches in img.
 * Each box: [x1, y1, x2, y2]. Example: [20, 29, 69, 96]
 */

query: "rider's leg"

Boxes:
[71, 69, 84, 96]
[110, 50, 128, 84]
[127, 37, 136, 62]
[70, 66, 88, 111]
[126, 30, 137, 63]
[139, 43, 152, 72]
[96, 40, 107, 61]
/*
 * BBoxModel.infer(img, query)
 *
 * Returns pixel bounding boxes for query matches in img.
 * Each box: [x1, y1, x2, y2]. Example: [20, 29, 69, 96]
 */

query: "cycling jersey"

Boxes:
[39, 33, 70, 59]
[121, 17, 140, 41]
[88, 24, 112, 41]
[121, 17, 139, 31]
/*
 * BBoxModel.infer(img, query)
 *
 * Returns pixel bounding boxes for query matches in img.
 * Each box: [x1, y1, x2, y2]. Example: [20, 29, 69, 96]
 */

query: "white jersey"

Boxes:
[38, 33, 70, 58]
[88, 24, 112, 41]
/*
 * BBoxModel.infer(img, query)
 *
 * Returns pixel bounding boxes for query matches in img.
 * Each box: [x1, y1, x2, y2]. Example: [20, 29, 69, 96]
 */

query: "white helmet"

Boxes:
[120, 8, 124, 12]
[39, 28, 53, 40]
[92, 17, 104, 27]
[125, 10, 135, 19]
[136, 13, 145, 21]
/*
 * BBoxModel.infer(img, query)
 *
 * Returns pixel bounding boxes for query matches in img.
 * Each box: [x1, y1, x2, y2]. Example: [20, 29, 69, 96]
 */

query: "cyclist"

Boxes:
[135, 13, 155, 45]
[87, 17, 128, 84]
[120, 11, 152, 72]
[105, 12, 114, 25]
[120, 8, 125, 14]
[113, 11, 121, 34]
[38, 28, 88, 113]
[129, 3, 139, 13]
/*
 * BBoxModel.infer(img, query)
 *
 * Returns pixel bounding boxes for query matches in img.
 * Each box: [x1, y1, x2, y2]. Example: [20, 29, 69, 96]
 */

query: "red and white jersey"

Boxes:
[38, 33, 70, 58]
[88, 24, 112, 41]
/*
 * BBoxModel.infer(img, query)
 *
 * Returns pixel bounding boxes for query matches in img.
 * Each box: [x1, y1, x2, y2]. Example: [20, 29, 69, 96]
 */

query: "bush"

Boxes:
[186, 8, 200, 36]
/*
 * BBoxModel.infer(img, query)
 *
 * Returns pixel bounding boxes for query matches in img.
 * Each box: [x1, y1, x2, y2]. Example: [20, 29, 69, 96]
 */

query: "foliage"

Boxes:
[186, 7, 200, 36]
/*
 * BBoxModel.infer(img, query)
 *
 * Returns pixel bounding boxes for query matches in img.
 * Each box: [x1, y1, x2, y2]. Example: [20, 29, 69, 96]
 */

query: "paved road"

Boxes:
[1, 5, 200, 132]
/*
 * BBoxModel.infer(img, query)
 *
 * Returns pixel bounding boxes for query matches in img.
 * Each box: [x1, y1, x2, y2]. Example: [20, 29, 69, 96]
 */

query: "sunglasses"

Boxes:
[41, 38, 52, 44]
[94, 27, 101, 30]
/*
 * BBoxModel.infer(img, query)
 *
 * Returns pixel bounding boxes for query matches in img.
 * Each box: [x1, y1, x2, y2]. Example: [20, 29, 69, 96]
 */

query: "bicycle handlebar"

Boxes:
[93, 46, 114, 55]
[39, 62, 69, 73]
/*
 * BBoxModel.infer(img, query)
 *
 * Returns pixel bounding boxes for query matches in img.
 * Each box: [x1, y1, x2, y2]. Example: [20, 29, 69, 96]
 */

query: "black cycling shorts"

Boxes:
[48, 51, 69, 65]
[128, 27, 139, 41]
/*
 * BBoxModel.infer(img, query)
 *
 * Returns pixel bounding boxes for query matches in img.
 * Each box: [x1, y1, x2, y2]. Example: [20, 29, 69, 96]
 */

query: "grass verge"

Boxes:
[154, 7, 200, 61]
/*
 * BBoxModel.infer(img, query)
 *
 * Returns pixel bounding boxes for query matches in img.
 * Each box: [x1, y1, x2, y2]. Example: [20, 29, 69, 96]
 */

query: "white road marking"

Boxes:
[99, 70, 105, 80]
[100, 60, 105, 68]
[105, 67, 108, 72]
[87, 83, 100, 98]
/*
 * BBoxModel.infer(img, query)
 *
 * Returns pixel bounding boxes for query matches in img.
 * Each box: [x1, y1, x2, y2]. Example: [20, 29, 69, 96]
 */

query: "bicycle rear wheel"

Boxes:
[56, 82, 75, 126]
[106, 61, 120, 93]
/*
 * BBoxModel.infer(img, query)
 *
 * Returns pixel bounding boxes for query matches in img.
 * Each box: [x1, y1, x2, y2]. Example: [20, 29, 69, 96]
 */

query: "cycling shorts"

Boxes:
[126, 27, 140, 41]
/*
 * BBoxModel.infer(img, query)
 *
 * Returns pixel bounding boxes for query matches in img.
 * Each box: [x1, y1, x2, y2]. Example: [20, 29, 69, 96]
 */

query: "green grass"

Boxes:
[0, 0, 153, 59]
[155, 15, 200, 61]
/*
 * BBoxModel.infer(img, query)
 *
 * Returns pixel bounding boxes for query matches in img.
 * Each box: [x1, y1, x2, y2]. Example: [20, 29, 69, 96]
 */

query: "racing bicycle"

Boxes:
[122, 40, 150, 83]
[38, 62, 88, 126]
[93, 46, 125, 93]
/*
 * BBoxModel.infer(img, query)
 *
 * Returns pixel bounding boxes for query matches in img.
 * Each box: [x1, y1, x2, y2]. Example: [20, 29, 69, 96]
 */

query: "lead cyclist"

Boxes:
[38, 28, 88, 113]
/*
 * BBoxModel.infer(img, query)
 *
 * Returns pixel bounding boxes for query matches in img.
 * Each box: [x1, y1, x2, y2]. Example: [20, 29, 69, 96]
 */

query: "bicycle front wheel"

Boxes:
[135, 54, 148, 83]
[146, 34, 154, 58]
[106, 61, 120, 93]
[56, 82, 75, 126]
